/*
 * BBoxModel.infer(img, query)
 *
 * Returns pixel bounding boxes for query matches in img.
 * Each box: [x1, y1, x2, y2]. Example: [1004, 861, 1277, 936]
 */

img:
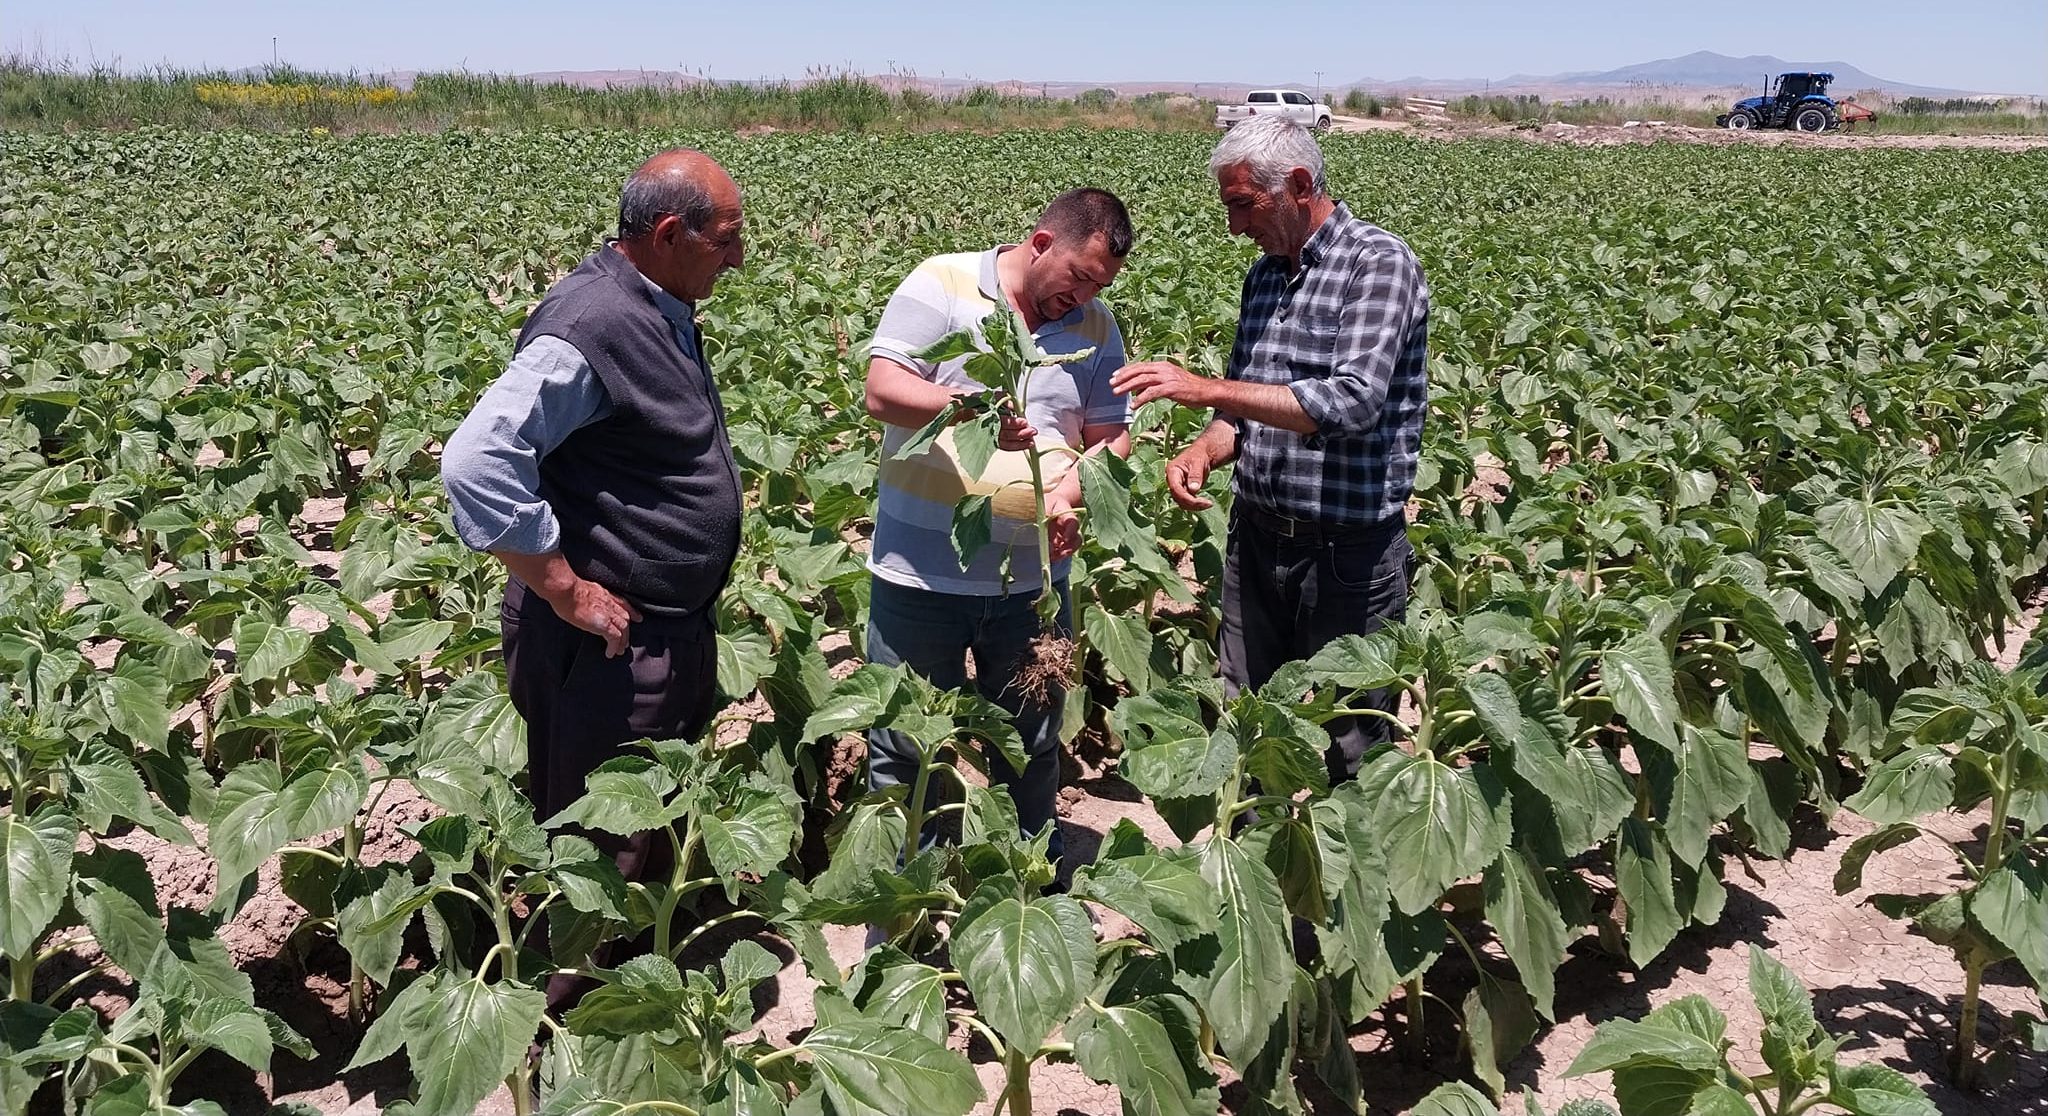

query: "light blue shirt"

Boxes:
[443, 266, 702, 555]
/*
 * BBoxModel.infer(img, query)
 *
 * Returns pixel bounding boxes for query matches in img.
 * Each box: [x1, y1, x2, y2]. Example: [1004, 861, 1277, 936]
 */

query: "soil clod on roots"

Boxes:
[1017, 632, 1076, 705]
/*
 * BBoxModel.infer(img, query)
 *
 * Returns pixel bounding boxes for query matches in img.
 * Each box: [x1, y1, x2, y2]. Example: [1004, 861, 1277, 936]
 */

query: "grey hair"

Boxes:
[617, 153, 718, 240]
[1209, 116, 1328, 195]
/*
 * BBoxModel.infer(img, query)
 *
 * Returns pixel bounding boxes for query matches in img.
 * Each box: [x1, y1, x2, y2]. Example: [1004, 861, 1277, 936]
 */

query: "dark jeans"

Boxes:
[1220, 509, 1414, 782]
[865, 576, 1071, 864]
[500, 576, 718, 1011]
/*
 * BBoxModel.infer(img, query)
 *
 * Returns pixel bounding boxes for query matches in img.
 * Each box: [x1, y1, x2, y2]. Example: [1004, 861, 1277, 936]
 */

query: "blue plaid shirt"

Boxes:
[1224, 201, 1428, 526]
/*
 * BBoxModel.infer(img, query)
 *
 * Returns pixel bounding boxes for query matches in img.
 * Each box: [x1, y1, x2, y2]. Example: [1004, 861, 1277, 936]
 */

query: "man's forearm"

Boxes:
[867, 380, 961, 428]
[494, 544, 640, 655]
[1191, 417, 1240, 469]
[1198, 379, 1317, 436]
[493, 548, 582, 600]
[865, 358, 969, 428]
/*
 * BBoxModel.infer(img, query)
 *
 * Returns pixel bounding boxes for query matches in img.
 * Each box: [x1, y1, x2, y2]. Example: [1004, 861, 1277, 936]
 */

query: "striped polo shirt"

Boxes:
[867, 247, 1130, 596]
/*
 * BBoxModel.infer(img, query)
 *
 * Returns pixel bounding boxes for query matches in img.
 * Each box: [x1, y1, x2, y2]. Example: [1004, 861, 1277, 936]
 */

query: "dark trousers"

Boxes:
[500, 576, 718, 1010]
[865, 577, 1071, 864]
[1220, 509, 1414, 782]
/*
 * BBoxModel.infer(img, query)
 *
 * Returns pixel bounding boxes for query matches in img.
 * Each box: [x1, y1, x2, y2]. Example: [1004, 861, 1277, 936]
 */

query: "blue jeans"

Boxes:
[865, 576, 1071, 864]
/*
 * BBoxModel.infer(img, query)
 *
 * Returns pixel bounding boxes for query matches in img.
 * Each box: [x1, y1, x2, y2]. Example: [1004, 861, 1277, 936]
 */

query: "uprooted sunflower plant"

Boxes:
[888, 298, 1094, 700]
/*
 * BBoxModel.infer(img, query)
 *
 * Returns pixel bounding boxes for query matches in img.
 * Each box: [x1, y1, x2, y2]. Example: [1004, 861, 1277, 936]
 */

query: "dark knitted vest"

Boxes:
[516, 246, 741, 617]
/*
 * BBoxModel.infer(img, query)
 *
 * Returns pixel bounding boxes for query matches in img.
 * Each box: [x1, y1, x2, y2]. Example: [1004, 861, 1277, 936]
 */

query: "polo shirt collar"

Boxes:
[981, 245, 1085, 329]
[978, 245, 1008, 301]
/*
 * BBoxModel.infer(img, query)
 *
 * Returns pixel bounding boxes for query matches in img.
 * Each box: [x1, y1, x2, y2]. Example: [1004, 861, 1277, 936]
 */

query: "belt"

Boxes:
[1240, 504, 1400, 542]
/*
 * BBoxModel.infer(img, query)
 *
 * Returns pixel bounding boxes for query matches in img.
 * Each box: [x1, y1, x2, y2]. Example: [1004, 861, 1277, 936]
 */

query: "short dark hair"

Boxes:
[618, 150, 717, 240]
[1034, 188, 1134, 258]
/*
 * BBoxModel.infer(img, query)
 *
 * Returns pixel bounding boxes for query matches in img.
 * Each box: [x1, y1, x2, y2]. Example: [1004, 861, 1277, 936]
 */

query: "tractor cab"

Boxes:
[1774, 71, 1832, 103]
[1718, 71, 1840, 132]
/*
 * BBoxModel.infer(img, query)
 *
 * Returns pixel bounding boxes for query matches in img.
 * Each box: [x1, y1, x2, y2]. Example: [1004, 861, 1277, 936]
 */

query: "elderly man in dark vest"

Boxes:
[442, 149, 746, 978]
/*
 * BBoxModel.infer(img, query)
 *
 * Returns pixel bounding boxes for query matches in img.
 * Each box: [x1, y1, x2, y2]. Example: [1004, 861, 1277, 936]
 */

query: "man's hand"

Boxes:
[1045, 490, 1082, 561]
[495, 550, 642, 657]
[1167, 445, 1217, 511]
[543, 577, 643, 658]
[996, 410, 1037, 452]
[1110, 361, 1214, 410]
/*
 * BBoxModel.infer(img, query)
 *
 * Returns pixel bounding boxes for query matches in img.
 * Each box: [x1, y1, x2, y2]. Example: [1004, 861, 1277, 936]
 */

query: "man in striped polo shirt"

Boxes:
[862, 189, 1135, 867]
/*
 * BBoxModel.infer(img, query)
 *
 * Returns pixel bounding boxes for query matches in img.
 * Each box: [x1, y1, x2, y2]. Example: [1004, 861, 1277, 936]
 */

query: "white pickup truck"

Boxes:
[1214, 89, 1334, 130]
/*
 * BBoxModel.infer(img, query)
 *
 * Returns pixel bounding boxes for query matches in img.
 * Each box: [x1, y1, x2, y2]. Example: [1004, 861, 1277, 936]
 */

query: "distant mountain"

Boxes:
[1524, 51, 1970, 96]
[1349, 51, 1974, 98]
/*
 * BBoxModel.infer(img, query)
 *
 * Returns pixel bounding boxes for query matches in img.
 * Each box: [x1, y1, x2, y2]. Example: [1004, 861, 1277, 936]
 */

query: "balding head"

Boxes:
[613, 148, 746, 303]
[618, 148, 739, 241]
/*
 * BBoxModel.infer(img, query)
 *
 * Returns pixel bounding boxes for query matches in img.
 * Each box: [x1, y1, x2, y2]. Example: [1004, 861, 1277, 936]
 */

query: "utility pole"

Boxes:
[271, 36, 278, 68]
[1315, 70, 1323, 102]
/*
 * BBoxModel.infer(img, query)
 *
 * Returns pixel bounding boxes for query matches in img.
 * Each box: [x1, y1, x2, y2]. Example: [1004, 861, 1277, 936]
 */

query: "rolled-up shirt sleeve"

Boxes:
[1289, 248, 1424, 440]
[441, 335, 611, 555]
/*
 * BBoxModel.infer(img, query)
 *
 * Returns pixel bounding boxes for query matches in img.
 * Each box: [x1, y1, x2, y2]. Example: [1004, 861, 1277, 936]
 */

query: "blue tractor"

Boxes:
[1716, 72, 1840, 132]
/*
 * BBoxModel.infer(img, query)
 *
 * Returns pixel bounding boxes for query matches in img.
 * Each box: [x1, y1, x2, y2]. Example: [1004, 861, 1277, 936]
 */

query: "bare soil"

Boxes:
[1505, 806, 2046, 1116]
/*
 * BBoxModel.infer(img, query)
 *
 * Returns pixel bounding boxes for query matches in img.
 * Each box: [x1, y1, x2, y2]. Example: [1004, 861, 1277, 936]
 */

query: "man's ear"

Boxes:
[1027, 228, 1056, 257]
[655, 213, 683, 248]
[1287, 166, 1315, 201]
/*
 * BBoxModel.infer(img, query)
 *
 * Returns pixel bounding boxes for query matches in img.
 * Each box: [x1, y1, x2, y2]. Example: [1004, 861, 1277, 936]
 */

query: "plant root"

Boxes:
[1016, 632, 1076, 706]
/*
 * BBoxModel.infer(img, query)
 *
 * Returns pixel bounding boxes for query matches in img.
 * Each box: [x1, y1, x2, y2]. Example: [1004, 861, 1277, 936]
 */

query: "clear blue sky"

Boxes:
[9, 0, 2045, 94]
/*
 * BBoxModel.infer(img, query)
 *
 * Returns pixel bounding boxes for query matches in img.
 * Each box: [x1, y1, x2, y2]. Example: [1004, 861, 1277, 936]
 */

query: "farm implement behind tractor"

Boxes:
[1717, 70, 1879, 132]
[1836, 98, 1879, 129]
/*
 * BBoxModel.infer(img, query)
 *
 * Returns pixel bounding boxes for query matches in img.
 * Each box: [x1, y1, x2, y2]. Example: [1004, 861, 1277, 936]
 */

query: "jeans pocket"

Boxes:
[1325, 530, 1413, 595]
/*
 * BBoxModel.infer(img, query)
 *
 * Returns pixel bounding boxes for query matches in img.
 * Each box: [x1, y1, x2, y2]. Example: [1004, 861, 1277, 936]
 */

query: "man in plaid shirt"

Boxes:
[1112, 116, 1428, 781]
